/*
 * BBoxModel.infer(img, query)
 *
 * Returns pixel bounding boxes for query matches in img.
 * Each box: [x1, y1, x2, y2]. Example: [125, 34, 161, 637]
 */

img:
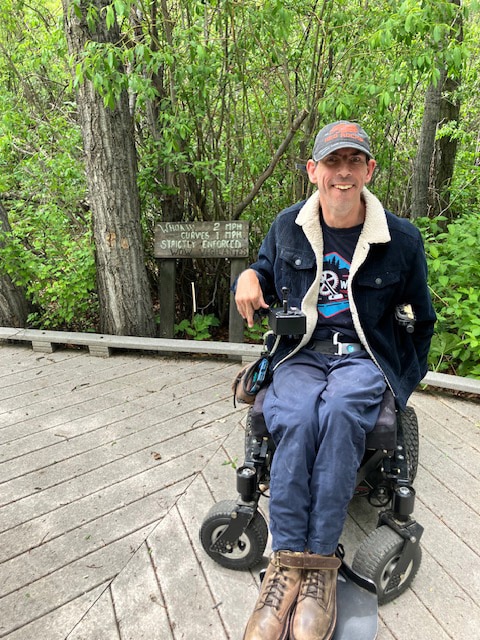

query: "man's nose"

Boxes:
[337, 162, 352, 176]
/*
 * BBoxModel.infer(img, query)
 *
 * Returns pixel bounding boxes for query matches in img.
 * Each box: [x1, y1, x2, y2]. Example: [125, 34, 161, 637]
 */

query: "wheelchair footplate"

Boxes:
[258, 557, 378, 639]
[333, 560, 378, 640]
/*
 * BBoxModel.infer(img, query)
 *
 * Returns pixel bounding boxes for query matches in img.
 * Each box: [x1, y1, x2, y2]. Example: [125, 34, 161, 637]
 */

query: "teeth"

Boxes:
[336, 185, 353, 190]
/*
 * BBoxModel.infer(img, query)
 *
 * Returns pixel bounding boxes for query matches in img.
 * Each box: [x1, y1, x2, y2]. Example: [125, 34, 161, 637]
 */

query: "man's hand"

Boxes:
[235, 269, 269, 328]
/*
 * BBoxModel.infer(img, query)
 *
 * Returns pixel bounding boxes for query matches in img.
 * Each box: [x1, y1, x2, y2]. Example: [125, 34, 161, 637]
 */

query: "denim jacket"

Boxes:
[250, 188, 436, 409]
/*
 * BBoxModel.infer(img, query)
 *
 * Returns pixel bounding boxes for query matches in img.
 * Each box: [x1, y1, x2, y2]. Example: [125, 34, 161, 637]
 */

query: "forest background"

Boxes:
[0, 0, 479, 379]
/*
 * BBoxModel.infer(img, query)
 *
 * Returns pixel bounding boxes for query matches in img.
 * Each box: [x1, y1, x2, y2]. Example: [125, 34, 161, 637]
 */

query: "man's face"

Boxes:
[306, 148, 376, 220]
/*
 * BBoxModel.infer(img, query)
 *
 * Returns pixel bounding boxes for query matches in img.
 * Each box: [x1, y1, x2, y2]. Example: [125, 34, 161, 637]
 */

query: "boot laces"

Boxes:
[302, 569, 328, 603]
[259, 566, 290, 611]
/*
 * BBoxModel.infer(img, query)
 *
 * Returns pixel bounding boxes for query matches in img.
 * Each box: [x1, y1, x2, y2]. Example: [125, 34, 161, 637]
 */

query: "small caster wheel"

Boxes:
[200, 499, 268, 570]
[352, 525, 421, 604]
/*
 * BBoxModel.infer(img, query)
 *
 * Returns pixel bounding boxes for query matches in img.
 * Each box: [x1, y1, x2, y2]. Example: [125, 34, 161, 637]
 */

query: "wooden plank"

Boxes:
[178, 470, 260, 639]
[110, 542, 172, 639]
[157, 259, 176, 339]
[154, 220, 249, 259]
[412, 392, 480, 445]
[414, 498, 480, 605]
[148, 504, 230, 639]
[2, 360, 233, 460]
[0, 462, 194, 564]
[0, 525, 153, 637]
[229, 257, 248, 343]
[0, 356, 227, 450]
[422, 370, 480, 395]
[4, 583, 111, 640]
[67, 586, 120, 640]
[379, 588, 452, 640]
[0, 410, 238, 530]
[0, 327, 263, 359]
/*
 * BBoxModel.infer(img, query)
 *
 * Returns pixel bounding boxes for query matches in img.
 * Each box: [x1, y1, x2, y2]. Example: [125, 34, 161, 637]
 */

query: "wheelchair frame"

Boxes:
[200, 301, 424, 604]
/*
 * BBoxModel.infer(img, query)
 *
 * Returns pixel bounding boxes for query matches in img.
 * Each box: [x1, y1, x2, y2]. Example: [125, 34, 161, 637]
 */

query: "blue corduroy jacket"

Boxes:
[249, 187, 436, 409]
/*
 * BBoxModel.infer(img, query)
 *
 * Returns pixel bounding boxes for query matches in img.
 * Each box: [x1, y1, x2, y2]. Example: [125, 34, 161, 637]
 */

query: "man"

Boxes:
[235, 121, 436, 640]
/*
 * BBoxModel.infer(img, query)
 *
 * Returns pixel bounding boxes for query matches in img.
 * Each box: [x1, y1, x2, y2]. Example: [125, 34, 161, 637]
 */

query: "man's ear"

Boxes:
[365, 158, 377, 183]
[306, 159, 318, 184]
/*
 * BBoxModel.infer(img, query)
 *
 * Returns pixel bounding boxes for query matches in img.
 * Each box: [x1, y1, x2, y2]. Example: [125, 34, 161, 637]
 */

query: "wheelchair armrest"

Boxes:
[365, 389, 397, 450]
[248, 387, 270, 437]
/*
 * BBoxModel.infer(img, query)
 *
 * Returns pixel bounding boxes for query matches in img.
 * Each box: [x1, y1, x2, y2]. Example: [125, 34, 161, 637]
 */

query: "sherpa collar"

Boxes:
[295, 186, 390, 245]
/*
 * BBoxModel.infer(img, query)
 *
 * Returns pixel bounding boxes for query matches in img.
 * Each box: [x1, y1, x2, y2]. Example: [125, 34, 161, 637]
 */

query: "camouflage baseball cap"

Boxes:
[312, 121, 372, 161]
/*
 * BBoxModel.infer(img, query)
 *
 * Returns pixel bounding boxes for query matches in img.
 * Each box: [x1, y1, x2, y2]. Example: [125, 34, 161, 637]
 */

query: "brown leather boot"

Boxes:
[242, 551, 304, 640]
[289, 554, 341, 640]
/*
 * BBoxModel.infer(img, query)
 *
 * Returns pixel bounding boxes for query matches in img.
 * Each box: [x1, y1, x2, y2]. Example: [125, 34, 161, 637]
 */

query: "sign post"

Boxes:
[154, 221, 249, 342]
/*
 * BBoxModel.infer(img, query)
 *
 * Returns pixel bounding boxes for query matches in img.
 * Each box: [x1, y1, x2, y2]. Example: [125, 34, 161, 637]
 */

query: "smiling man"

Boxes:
[235, 121, 436, 640]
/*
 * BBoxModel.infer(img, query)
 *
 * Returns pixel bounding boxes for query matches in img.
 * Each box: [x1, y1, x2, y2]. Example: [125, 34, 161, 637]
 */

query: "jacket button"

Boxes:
[375, 277, 382, 285]
[295, 258, 302, 266]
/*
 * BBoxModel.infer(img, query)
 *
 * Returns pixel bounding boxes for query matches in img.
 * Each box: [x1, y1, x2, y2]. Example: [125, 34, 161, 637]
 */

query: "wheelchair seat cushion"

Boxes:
[247, 388, 397, 451]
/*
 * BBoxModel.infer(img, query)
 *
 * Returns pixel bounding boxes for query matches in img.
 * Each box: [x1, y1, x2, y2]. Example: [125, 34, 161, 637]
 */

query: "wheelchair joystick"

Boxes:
[395, 303, 416, 333]
[282, 286, 289, 313]
[268, 287, 307, 336]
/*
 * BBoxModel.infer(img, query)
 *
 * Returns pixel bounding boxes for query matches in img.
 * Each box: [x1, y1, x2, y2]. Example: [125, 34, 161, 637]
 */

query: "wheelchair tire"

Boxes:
[399, 407, 419, 483]
[352, 525, 422, 604]
[199, 499, 268, 570]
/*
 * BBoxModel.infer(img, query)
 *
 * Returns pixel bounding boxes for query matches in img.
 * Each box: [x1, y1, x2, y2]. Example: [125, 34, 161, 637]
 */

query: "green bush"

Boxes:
[174, 313, 220, 340]
[418, 213, 480, 378]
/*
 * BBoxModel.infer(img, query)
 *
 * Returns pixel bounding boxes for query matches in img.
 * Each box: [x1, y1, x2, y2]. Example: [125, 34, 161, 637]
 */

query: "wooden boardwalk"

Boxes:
[0, 342, 479, 640]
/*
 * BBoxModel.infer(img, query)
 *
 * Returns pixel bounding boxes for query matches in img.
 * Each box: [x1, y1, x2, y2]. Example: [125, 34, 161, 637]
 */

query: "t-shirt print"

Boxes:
[318, 252, 351, 319]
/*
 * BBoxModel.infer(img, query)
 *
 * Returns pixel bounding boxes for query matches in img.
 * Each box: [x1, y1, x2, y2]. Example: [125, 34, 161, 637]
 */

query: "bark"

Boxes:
[410, 73, 444, 219]
[411, 0, 462, 220]
[62, 0, 155, 336]
[433, 75, 461, 218]
[0, 203, 30, 327]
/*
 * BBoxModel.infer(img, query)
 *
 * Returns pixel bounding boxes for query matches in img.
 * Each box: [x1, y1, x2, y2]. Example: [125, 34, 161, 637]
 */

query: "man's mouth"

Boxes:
[334, 184, 354, 190]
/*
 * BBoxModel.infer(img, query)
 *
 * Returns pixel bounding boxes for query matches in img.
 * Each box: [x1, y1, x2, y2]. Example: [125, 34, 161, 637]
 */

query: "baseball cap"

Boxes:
[312, 121, 372, 161]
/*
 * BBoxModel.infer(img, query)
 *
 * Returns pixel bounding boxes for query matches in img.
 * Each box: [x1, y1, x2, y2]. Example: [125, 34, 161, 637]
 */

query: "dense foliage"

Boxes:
[0, 0, 479, 376]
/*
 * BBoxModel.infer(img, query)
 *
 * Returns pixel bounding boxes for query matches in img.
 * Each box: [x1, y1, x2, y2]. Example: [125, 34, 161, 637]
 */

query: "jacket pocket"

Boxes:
[277, 246, 316, 304]
[355, 270, 401, 289]
[279, 246, 316, 271]
[354, 269, 402, 320]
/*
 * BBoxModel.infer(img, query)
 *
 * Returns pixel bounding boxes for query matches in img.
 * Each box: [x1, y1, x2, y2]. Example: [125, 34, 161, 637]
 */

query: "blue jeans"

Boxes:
[263, 348, 387, 555]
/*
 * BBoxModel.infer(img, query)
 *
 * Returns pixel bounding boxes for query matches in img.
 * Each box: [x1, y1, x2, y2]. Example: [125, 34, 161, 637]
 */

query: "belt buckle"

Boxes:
[332, 332, 359, 355]
[332, 332, 343, 355]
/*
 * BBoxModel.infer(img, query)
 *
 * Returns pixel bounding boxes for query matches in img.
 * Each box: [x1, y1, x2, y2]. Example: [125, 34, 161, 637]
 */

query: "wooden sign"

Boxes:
[154, 220, 249, 259]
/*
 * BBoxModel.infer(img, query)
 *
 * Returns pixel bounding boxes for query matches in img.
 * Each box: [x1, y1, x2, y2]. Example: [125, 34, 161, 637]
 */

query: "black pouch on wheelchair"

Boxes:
[232, 356, 271, 407]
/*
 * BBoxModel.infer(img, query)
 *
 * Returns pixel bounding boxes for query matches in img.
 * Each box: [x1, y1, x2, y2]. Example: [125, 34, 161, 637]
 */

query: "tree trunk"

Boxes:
[410, 73, 444, 219]
[411, 0, 462, 221]
[433, 75, 461, 218]
[0, 203, 30, 327]
[62, 0, 155, 337]
[433, 0, 462, 219]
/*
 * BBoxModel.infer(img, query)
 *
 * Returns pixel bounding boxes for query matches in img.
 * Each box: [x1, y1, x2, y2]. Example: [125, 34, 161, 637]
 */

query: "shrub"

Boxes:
[418, 213, 480, 378]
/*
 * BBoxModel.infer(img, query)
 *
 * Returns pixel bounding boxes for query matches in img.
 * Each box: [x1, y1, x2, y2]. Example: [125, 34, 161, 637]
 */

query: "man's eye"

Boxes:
[350, 156, 362, 164]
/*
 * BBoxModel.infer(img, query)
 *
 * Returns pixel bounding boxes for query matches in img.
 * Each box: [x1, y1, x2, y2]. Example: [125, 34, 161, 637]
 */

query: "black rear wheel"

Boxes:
[399, 407, 419, 483]
[352, 525, 422, 604]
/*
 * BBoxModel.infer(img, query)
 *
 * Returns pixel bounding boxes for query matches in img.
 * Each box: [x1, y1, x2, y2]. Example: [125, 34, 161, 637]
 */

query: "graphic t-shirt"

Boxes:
[314, 218, 363, 340]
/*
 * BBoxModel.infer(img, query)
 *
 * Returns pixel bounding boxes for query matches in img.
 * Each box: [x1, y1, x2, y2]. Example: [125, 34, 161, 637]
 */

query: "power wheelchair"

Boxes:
[199, 297, 423, 617]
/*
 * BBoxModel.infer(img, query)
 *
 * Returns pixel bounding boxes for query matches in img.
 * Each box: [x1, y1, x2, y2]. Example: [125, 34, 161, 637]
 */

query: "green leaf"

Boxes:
[106, 5, 115, 30]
